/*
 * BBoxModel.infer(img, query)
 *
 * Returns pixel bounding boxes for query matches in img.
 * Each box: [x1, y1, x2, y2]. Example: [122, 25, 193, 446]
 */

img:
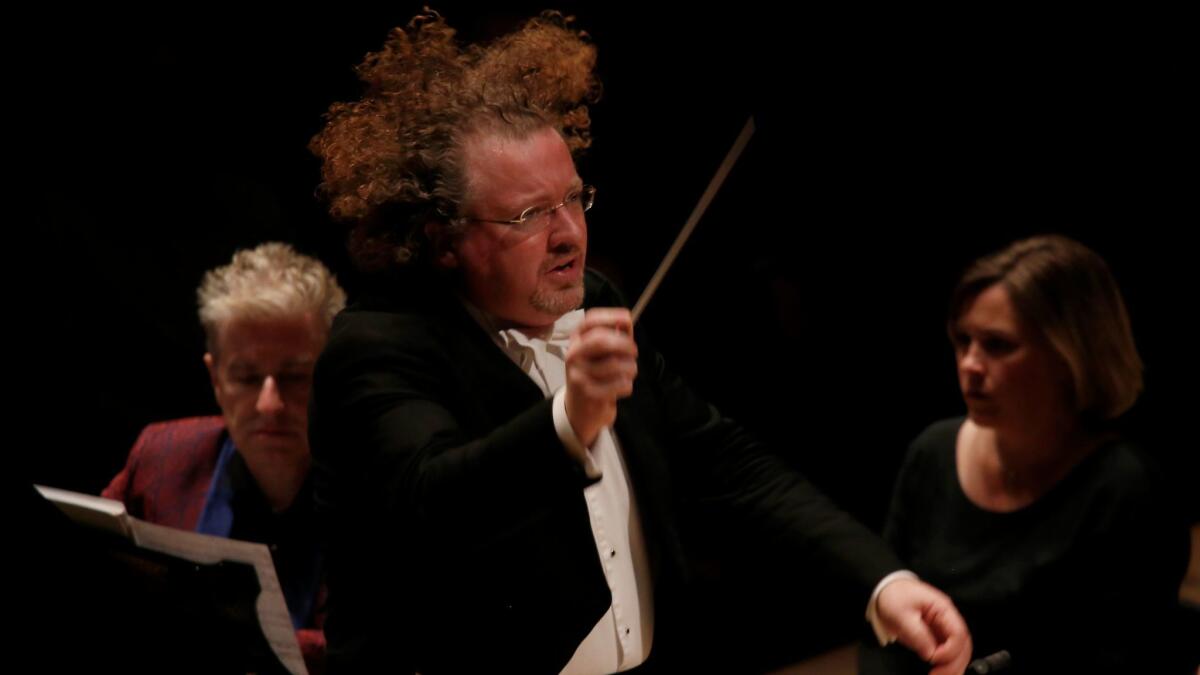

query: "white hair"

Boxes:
[197, 242, 346, 349]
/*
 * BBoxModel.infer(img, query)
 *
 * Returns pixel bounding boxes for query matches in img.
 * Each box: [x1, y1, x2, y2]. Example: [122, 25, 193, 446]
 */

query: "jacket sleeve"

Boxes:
[309, 311, 595, 544]
[100, 428, 150, 511]
[635, 324, 904, 606]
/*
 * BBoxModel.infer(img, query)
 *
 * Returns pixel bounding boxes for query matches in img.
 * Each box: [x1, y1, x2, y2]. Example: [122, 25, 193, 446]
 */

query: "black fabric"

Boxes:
[225, 452, 323, 630]
[861, 418, 1191, 674]
[310, 268, 902, 674]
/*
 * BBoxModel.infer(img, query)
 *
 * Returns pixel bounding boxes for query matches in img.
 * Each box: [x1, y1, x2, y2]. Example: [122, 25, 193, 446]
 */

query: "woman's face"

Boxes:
[951, 283, 1074, 432]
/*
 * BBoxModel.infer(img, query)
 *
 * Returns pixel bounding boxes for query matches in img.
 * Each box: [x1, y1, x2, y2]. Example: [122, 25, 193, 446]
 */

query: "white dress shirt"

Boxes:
[466, 303, 906, 671]
[468, 306, 654, 674]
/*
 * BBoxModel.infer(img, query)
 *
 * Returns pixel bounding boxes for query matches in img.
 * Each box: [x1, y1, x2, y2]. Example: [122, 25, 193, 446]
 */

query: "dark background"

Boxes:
[14, 4, 1194, 670]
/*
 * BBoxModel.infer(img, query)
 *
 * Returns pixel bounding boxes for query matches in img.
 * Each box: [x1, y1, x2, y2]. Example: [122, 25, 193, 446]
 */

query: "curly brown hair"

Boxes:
[310, 10, 600, 271]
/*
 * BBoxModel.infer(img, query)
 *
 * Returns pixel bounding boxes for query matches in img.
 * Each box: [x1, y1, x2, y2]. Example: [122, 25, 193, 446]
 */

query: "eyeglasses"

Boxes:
[469, 185, 596, 233]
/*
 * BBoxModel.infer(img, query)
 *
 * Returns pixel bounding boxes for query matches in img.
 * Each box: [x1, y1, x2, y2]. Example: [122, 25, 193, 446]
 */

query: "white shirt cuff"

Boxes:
[865, 570, 919, 646]
[552, 388, 602, 479]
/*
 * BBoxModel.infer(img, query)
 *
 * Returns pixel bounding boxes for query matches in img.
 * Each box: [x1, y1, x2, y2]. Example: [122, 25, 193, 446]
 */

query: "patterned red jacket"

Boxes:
[103, 416, 326, 673]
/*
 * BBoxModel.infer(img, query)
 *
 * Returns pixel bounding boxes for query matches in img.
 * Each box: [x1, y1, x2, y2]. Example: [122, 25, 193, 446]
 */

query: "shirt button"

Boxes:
[609, 549, 616, 558]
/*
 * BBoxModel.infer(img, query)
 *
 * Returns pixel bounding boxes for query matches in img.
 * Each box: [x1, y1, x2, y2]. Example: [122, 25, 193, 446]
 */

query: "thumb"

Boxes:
[892, 610, 938, 663]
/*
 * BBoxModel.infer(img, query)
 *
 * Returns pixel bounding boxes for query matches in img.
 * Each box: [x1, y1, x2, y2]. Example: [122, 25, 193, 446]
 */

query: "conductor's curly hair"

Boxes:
[310, 9, 600, 271]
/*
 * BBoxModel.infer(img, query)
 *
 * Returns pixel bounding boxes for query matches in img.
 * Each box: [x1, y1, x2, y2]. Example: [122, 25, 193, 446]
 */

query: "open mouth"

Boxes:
[550, 258, 576, 273]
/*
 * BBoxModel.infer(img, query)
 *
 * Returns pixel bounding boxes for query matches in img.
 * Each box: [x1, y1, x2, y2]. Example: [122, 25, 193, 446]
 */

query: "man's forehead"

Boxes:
[218, 312, 319, 335]
[224, 354, 315, 370]
[213, 315, 322, 356]
[461, 127, 580, 209]
[218, 344, 318, 371]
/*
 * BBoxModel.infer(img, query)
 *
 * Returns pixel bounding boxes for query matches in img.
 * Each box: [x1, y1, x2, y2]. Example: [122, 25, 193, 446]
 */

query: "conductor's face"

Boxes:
[444, 126, 587, 329]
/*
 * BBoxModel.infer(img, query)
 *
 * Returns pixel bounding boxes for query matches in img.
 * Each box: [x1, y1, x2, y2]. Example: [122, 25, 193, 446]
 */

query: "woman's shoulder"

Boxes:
[908, 417, 967, 458]
[892, 417, 967, 489]
[1075, 436, 1167, 506]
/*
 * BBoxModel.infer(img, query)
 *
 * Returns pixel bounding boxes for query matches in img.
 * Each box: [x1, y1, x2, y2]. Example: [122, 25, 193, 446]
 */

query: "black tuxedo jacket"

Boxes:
[309, 269, 901, 674]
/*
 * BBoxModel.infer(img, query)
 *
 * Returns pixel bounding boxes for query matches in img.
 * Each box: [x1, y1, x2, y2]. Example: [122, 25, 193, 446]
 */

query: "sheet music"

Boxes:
[36, 484, 308, 675]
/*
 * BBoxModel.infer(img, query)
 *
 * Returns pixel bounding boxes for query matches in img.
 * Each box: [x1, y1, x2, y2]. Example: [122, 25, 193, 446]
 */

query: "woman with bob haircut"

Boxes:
[862, 235, 1189, 674]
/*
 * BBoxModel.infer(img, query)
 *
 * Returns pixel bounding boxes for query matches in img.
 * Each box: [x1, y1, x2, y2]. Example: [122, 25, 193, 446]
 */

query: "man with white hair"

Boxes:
[103, 242, 345, 669]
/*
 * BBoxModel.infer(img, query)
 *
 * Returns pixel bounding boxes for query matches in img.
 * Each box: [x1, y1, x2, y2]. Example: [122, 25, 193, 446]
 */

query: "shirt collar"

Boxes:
[459, 297, 584, 354]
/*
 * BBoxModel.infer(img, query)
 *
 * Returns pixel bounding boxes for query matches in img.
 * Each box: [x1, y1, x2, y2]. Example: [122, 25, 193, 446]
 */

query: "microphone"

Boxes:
[967, 650, 1012, 673]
